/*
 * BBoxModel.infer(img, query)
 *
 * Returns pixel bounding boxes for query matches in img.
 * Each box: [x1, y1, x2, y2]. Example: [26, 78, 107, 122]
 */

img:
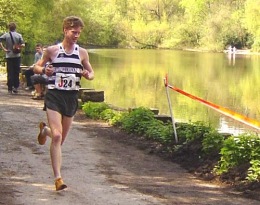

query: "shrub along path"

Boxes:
[0, 73, 259, 204]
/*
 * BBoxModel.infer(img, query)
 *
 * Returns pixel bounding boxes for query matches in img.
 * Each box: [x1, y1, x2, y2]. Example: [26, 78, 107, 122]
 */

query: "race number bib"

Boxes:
[55, 73, 77, 90]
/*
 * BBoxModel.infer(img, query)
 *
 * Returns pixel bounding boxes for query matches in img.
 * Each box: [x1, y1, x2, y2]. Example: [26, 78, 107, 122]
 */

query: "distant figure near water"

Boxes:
[228, 45, 232, 53]
[227, 45, 236, 54]
[227, 45, 236, 65]
[232, 46, 237, 54]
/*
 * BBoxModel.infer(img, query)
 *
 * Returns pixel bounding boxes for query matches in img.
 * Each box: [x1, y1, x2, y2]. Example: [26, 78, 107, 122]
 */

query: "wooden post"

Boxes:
[81, 90, 105, 103]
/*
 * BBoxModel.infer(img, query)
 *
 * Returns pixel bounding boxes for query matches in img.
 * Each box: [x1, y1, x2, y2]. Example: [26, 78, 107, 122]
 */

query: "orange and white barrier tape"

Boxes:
[164, 75, 260, 131]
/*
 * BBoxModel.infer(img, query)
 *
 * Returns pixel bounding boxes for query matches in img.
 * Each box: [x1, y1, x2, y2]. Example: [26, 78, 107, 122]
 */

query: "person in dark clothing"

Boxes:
[0, 22, 25, 94]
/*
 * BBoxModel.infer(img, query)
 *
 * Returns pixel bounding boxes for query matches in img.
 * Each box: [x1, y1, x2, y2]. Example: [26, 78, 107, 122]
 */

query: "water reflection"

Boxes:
[79, 49, 260, 135]
[218, 116, 259, 136]
[227, 52, 236, 66]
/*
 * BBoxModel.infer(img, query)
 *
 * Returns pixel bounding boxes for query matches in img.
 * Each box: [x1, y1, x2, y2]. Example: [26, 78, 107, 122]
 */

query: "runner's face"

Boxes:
[64, 27, 82, 43]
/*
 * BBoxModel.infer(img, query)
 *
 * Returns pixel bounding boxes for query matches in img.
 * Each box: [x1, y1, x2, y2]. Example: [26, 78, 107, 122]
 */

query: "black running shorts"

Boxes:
[44, 89, 79, 117]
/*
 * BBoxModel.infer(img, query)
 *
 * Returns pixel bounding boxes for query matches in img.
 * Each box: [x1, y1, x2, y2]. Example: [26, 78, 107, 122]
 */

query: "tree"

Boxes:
[0, 0, 259, 52]
[244, 0, 260, 51]
[0, 0, 21, 31]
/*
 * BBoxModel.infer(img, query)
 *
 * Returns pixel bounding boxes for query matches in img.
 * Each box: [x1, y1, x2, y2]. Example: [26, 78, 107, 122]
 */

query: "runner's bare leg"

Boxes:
[46, 109, 73, 178]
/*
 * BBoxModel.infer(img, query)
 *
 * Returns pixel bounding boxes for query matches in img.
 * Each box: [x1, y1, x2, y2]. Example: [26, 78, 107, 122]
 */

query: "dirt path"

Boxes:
[0, 74, 259, 205]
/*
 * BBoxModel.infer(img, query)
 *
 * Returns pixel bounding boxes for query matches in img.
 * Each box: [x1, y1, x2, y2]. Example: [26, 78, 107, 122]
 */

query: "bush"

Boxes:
[82, 102, 109, 119]
[145, 120, 174, 144]
[215, 134, 260, 176]
[100, 109, 124, 126]
[202, 130, 225, 154]
[176, 121, 212, 143]
[247, 160, 260, 182]
[120, 107, 155, 135]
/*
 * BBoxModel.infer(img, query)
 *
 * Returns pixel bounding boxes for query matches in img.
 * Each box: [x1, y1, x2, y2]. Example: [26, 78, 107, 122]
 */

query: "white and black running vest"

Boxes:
[47, 43, 83, 91]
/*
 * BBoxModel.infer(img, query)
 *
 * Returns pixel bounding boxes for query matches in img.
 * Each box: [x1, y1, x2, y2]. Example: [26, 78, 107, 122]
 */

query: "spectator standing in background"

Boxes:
[0, 22, 25, 94]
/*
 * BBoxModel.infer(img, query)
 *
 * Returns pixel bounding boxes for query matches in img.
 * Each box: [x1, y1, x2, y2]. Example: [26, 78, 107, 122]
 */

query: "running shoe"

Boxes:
[55, 178, 67, 191]
[25, 86, 34, 91]
[38, 122, 47, 145]
[32, 93, 44, 100]
[12, 88, 18, 94]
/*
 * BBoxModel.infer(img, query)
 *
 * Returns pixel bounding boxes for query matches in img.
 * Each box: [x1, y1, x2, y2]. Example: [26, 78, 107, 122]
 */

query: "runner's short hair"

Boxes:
[63, 16, 84, 30]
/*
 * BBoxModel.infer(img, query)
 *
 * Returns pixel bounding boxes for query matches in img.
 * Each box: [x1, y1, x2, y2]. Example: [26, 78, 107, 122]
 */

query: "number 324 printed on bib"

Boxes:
[55, 73, 77, 90]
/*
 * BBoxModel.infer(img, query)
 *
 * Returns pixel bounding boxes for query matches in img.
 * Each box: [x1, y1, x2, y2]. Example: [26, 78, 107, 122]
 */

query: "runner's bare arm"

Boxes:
[80, 48, 94, 80]
[33, 46, 57, 76]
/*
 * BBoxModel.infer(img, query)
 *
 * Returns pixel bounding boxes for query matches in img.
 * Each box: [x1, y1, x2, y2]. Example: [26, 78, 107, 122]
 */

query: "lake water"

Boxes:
[23, 49, 260, 135]
[81, 49, 260, 135]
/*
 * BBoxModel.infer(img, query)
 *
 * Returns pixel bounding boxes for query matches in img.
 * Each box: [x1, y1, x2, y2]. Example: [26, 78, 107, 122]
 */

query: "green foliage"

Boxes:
[176, 121, 212, 142]
[215, 134, 260, 176]
[100, 108, 117, 121]
[120, 107, 155, 135]
[81, 101, 215, 146]
[0, 0, 55, 50]
[131, 20, 169, 48]
[82, 102, 124, 125]
[145, 121, 174, 144]
[244, 0, 260, 51]
[247, 160, 260, 182]
[1, 0, 259, 53]
[82, 103, 175, 143]
[107, 111, 125, 126]
[202, 130, 225, 154]
[100, 108, 124, 126]
[82, 102, 110, 119]
[0, 0, 22, 30]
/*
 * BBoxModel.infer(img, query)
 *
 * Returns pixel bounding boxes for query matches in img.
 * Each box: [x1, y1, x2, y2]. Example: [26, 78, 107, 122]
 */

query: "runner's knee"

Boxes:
[52, 132, 62, 144]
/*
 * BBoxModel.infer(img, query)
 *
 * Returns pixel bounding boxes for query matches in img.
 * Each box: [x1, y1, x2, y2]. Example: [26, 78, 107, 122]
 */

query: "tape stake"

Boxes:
[164, 77, 178, 143]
